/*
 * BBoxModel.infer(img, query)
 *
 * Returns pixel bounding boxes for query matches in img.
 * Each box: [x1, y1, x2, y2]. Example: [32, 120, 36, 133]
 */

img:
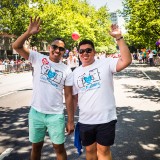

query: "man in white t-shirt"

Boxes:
[12, 17, 74, 160]
[148, 51, 154, 66]
[73, 24, 132, 160]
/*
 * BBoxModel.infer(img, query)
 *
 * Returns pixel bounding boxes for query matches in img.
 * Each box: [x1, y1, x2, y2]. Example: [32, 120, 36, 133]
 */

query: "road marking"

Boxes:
[0, 91, 17, 98]
[141, 70, 160, 92]
[0, 148, 13, 160]
[0, 87, 32, 98]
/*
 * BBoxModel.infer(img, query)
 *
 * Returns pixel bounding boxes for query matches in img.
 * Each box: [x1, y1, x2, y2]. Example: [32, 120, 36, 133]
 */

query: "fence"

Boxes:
[0, 63, 32, 73]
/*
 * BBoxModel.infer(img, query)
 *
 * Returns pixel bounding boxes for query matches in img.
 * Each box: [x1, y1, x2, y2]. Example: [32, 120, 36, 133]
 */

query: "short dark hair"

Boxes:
[52, 37, 66, 46]
[78, 39, 95, 50]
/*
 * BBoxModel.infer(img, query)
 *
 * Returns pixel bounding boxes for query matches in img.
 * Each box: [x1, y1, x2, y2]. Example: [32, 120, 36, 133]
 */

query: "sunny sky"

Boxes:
[88, 0, 126, 33]
[89, 0, 123, 11]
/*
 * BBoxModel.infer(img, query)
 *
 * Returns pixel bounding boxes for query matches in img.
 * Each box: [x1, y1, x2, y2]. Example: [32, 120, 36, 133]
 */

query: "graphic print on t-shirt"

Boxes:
[40, 58, 63, 89]
[77, 68, 101, 92]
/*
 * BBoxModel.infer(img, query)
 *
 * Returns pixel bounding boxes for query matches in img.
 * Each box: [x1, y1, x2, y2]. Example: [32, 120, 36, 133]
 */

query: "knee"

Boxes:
[86, 144, 97, 154]
[97, 145, 111, 156]
[32, 142, 43, 152]
[53, 144, 65, 154]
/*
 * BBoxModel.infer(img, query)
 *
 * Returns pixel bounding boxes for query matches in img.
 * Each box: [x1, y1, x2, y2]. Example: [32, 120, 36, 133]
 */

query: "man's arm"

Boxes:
[64, 86, 74, 135]
[12, 17, 41, 60]
[12, 32, 31, 60]
[109, 24, 132, 72]
[116, 38, 132, 72]
[73, 94, 78, 113]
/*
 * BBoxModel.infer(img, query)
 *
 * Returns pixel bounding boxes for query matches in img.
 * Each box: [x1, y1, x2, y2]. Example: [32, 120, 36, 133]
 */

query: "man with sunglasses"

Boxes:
[12, 17, 74, 160]
[73, 24, 132, 160]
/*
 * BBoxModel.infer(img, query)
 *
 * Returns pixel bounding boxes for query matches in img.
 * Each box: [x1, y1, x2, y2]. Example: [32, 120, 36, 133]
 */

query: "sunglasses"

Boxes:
[51, 45, 65, 52]
[79, 48, 93, 54]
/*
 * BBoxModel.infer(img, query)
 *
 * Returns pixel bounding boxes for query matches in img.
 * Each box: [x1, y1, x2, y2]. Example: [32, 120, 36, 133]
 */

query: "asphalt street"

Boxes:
[0, 62, 160, 160]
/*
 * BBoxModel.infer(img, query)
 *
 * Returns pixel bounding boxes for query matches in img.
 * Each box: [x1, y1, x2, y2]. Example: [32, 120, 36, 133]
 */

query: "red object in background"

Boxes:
[72, 32, 80, 41]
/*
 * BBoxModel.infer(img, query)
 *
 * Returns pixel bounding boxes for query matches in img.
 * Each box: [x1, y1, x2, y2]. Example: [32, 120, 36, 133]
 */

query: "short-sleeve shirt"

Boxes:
[28, 50, 73, 114]
[73, 58, 118, 124]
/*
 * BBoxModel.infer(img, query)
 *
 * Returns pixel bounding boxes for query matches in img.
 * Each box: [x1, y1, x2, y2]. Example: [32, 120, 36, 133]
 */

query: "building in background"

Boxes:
[110, 12, 118, 24]
[0, 33, 16, 60]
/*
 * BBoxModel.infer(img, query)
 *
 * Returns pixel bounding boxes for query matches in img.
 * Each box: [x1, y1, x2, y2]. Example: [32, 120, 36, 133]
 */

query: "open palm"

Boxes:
[27, 17, 41, 35]
[109, 24, 122, 38]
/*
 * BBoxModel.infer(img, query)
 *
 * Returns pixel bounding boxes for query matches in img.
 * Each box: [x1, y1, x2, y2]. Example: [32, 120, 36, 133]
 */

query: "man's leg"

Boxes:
[53, 143, 67, 160]
[96, 120, 117, 160]
[28, 108, 46, 160]
[85, 142, 98, 160]
[97, 144, 112, 160]
[30, 141, 44, 160]
[47, 114, 66, 159]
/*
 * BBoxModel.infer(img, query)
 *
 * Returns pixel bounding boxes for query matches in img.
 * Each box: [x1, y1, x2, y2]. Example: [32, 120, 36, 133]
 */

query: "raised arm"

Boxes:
[12, 17, 41, 60]
[109, 24, 132, 72]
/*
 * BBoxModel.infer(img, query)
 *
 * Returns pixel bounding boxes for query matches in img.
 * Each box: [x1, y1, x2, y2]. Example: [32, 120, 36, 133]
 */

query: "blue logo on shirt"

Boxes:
[84, 75, 92, 84]
[48, 70, 57, 78]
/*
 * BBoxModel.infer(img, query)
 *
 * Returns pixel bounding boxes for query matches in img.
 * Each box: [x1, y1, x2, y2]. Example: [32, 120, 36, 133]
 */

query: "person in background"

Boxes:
[142, 51, 147, 63]
[12, 17, 74, 160]
[148, 50, 154, 66]
[138, 52, 143, 63]
[73, 24, 132, 160]
[67, 51, 79, 71]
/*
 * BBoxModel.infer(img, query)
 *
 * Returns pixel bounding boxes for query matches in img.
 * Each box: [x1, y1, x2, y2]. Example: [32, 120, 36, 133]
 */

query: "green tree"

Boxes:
[0, 0, 117, 53]
[121, 0, 160, 50]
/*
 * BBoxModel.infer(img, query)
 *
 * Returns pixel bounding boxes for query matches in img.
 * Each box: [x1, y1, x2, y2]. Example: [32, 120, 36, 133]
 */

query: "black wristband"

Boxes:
[116, 36, 123, 41]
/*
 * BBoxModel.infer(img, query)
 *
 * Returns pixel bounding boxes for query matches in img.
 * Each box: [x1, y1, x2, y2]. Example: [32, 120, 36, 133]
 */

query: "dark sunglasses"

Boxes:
[79, 48, 93, 54]
[51, 45, 65, 52]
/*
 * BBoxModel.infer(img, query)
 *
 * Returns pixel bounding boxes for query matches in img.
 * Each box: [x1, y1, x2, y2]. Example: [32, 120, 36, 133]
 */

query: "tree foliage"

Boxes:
[121, 0, 160, 50]
[0, 0, 116, 52]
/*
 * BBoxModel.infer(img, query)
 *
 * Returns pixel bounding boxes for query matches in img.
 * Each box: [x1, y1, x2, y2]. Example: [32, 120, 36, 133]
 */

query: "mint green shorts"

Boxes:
[28, 107, 65, 144]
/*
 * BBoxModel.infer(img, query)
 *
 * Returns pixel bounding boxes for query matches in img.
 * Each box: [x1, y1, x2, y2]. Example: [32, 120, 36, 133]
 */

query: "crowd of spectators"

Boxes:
[0, 58, 32, 73]
[132, 50, 160, 66]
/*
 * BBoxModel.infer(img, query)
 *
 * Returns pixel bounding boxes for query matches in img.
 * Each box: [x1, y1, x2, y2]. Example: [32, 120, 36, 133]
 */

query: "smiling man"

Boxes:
[73, 24, 132, 160]
[12, 17, 74, 160]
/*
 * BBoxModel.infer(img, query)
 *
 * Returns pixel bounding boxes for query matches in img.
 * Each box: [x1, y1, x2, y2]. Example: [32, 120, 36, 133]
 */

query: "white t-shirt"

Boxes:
[29, 50, 73, 114]
[73, 58, 118, 124]
[67, 56, 78, 68]
[149, 53, 153, 58]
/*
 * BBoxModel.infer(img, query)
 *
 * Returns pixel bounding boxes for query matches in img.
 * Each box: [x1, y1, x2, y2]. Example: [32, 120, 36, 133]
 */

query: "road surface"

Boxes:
[0, 63, 160, 160]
